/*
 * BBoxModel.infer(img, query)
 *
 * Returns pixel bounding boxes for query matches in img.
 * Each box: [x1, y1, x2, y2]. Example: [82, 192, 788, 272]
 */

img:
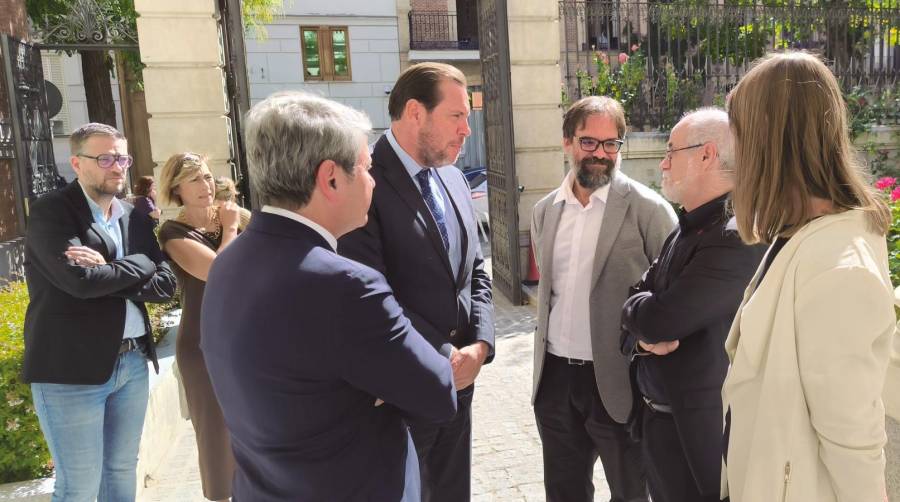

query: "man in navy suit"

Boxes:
[201, 91, 457, 501]
[339, 62, 495, 502]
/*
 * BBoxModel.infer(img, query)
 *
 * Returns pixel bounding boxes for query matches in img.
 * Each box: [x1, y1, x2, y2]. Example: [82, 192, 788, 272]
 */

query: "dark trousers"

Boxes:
[534, 353, 648, 502]
[410, 385, 474, 502]
[641, 403, 721, 502]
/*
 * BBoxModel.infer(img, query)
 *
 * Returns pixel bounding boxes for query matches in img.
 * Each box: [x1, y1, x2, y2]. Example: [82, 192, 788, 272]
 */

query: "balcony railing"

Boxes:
[409, 11, 479, 51]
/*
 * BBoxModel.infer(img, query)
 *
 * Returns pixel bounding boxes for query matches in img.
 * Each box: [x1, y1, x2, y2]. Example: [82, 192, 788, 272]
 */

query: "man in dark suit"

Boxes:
[620, 108, 766, 502]
[338, 62, 495, 502]
[23, 122, 176, 501]
[201, 91, 457, 501]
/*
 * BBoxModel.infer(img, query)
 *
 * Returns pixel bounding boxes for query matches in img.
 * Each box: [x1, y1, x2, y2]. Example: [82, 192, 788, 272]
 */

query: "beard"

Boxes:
[575, 156, 615, 190]
[417, 122, 463, 168]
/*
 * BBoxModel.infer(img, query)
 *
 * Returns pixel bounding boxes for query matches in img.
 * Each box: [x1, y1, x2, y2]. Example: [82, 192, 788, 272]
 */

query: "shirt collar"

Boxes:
[261, 205, 338, 251]
[679, 192, 731, 232]
[385, 128, 430, 182]
[78, 180, 123, 224]
[553, 169, 611, 207]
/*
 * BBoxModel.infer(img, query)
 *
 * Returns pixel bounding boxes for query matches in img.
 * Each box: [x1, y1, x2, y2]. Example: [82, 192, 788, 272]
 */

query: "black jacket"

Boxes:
[620, 193, 766, 494]
[22, 181, 176, 384]
[338, 135, 495, 361]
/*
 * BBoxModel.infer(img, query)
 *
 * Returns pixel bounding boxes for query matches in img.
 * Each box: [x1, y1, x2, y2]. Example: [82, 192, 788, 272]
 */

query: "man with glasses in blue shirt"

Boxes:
[530, 96, 676, 502]
[22, 123, 176, 502]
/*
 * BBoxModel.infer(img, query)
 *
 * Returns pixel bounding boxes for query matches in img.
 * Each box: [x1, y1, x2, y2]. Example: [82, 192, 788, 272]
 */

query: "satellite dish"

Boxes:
[44, 81, 63, 119]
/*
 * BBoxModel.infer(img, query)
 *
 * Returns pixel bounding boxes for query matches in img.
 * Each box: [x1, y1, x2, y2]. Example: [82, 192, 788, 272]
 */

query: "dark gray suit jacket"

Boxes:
[530, 171, 677, 423]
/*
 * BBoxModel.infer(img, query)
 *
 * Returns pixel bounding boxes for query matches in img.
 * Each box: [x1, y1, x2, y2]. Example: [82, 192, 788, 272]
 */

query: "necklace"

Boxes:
[175, 206, 221, 242]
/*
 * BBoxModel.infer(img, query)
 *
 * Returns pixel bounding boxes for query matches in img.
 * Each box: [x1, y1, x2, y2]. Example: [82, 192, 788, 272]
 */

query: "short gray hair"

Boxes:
[679, 107, 734, 172]
[69, 122, 125, 155]
[244, 92, 372, 209]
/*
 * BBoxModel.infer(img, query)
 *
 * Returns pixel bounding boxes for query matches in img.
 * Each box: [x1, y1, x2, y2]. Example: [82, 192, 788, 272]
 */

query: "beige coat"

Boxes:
[721, 209, 896, 502]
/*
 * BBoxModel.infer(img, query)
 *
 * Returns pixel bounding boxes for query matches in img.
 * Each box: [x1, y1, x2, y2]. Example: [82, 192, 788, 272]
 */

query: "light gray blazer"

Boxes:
[530, 171, 677, 423]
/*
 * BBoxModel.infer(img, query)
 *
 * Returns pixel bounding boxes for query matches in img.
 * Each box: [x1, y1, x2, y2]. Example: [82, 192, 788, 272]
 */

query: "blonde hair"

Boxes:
[728, 51, 889, 244]
[214, 176, 238, 202]
[158, 152, 208, 206]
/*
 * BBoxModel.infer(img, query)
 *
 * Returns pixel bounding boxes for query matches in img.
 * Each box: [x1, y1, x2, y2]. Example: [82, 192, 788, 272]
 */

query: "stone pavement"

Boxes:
[139, 287, 612, 501]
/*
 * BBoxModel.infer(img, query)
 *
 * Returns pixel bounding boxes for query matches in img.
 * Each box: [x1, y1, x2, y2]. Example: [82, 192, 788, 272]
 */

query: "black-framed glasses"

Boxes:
[577, 136, 624, 154]
[77, 153, 133, 169]
[664, 143, 705, 161]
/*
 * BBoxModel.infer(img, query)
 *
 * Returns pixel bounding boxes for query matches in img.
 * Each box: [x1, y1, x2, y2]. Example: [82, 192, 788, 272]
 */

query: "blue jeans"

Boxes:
[31, 350, 149, 502]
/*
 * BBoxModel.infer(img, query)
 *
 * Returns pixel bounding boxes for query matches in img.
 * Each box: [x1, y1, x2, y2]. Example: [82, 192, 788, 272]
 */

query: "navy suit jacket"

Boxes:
[201, 211, 457, 501]
[339, 135, 495, 362]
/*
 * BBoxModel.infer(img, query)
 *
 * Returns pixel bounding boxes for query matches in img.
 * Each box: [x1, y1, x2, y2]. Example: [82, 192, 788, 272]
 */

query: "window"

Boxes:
[301, 26, 352, 81]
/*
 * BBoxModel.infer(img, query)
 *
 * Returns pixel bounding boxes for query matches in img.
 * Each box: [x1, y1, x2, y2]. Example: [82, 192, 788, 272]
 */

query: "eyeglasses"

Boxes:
[576, 136, 624, 154]
[664, 143, 705, 161]
[77, 153, 133, 169]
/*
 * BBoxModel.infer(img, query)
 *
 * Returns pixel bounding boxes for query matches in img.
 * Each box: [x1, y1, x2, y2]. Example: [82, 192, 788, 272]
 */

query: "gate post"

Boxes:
[507, 1, 564, 286]
[135, 0, 233, 205]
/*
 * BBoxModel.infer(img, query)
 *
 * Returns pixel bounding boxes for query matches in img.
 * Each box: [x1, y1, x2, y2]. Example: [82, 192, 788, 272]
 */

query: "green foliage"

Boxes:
[242, 0, 286, 39]
[0, 282, 52, 484]
[575, 48, 648, 120]
[660, 65, 704, 131]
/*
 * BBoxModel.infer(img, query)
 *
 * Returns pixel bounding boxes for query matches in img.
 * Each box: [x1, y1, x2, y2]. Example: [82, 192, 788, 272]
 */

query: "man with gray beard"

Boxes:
[530, 96, 677, 502]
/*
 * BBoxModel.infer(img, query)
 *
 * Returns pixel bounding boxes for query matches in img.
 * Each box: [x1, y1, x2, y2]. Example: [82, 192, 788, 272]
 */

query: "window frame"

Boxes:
[300, 25, 353, 82]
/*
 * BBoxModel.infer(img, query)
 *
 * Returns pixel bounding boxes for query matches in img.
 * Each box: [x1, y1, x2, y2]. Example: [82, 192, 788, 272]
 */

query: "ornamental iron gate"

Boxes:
[478, 0, 522, 305]
[0, 35, 63, 237]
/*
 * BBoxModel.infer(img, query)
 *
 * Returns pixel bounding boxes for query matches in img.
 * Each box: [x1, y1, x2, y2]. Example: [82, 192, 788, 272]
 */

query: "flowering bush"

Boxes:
[574, 45, 647, 120]
[874, 177, 900, 287]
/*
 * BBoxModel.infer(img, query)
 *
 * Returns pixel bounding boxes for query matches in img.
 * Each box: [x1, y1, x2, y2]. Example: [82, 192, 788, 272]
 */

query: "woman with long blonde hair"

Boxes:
[721, 51, 894, 502]
[157, 153, 238, 501]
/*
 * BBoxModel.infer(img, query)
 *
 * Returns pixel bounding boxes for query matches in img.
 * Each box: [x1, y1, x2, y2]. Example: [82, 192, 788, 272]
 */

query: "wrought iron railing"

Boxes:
[559, 0, 900, 131]
[409, 11, 480, 50]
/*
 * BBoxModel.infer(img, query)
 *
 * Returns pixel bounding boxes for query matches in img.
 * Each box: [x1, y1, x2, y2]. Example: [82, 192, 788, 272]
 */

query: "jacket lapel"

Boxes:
[64, 181, 117, 259]
[118, 204, 130, 254]
[538, 199, 564, 300]
[591, 174, 631, 290]
[434, 167, 470, 290]
[374, 136, 455, 281]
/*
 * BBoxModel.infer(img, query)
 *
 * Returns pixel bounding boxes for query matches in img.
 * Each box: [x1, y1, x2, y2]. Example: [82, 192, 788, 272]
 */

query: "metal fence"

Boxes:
[560, 0, 900, 130]
[409, 11, 480, 50]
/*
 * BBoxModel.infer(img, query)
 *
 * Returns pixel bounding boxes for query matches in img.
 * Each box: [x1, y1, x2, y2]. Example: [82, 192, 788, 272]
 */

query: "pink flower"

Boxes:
[631, 44, 640, 53]
[875, 176, 897, 190]
[618, 53, 629, 64]
[891, 186, 900, 202]
[596, 52, 609, 64]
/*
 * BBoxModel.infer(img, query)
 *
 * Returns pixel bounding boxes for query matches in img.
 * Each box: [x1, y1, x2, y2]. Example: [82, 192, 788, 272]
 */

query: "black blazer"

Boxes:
[22, 181, 177, 384]
[620, 195, 766, 494]
[201, 212, 457, 501]
[339, 135, 495, 361]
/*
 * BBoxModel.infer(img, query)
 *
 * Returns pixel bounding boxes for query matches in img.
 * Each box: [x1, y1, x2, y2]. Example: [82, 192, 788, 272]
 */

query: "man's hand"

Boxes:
[638, 339, 680, 356]
[450, 341, 489, 391]
[65, 246, 107, 267]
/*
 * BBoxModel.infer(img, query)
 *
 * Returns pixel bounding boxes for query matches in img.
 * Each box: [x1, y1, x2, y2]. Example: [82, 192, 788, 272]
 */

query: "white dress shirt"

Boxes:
[547, 170, 610, 361]
[261, 205, 337, 251]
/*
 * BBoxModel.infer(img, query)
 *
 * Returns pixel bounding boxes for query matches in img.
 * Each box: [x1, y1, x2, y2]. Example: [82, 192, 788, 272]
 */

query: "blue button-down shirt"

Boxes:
[385, 129, 462, 278]
[79, 183, 147, 339]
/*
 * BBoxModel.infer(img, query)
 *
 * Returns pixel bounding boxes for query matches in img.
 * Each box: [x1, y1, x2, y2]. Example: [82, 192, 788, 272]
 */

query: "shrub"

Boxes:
[0, 281, 52, 483]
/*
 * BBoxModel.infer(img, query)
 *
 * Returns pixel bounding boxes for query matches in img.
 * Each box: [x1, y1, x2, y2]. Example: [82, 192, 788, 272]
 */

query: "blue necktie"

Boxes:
[415, 169, 450, 251]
